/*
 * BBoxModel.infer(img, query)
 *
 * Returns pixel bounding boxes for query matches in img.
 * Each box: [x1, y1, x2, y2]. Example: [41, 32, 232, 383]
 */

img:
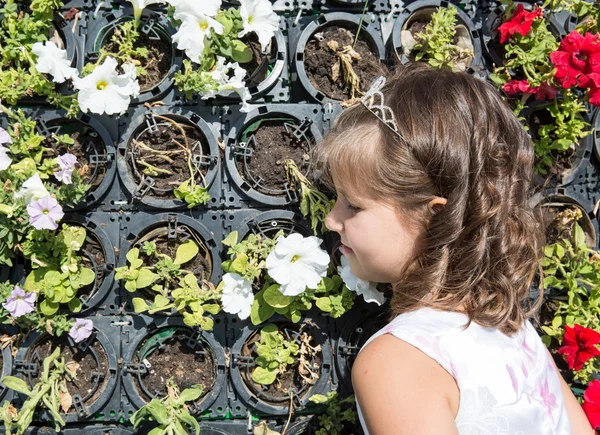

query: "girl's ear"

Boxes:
[427, 197, 447, 214]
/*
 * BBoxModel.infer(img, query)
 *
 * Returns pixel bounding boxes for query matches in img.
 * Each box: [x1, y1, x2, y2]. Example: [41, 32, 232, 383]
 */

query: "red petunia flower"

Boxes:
[550, 31, 600, 89]
[582, 380, 600, 429]
[557, 324, 600, 371]
[498, 4, 544, 44]
[588, 72, 600, 107]
[503, 79, 538, 95]
[535, 82, 559, 101]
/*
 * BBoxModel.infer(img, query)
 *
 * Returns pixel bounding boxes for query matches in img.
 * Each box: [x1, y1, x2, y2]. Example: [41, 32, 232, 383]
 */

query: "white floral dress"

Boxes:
[356, 307, 572, 434]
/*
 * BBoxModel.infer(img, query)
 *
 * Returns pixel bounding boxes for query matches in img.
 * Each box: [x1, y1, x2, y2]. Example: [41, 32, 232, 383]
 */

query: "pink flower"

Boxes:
[550, 31, 600, 89]
[27, 196, 64, 230]
[2, 286, 36, 318]
[535, 82, 559, 100]
[54, 153, 78, 185]
[504, 79, 538, 95]
[537, 377, 557, 418]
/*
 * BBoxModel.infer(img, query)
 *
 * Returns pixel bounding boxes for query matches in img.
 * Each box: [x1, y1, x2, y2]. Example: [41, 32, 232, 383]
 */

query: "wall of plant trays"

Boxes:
[1, 0, 600, 433]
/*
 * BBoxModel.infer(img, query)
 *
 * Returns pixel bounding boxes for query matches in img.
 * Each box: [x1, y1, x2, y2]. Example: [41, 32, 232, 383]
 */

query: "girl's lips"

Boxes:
[341, 244, 353, 255]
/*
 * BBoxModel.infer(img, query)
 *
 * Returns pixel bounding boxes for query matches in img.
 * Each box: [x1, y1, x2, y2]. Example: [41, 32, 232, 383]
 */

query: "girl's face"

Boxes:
[324, 183, 420, 284]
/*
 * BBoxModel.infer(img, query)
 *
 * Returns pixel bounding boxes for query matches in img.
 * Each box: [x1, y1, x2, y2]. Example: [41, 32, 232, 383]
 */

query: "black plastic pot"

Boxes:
[32, 107, 117, 211]
[391, 0, 484, 75]
[592, 107, 600, 163]
[84, 6, 182, 103]
[0, 341, 12, 402]
[62, 213, 117, 314]
[121, 316, 227, 418]
[118, 212, 221, 314]
[224, 209, 315, 244]
[224, 104, 323, 207]
[521, 99, 593, 188]
[117, 106, 220, 209]
[229, 318, 333, 416]
[481, 2, 565, 69]
[334, 303, 389, 393]
[293, 12, 387, 104]
[13, 316, 119, 423]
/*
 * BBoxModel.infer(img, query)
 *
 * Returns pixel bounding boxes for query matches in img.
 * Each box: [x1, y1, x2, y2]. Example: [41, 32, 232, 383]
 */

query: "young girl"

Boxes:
[315, 63, 594, 434]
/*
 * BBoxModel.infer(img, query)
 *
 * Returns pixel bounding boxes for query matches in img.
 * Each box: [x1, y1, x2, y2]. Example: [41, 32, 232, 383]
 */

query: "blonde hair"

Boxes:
[314, 63, 544, 335]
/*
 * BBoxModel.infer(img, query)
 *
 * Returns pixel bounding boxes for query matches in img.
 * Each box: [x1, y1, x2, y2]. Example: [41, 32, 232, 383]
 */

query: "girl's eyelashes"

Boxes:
[346, 201, 361, 213]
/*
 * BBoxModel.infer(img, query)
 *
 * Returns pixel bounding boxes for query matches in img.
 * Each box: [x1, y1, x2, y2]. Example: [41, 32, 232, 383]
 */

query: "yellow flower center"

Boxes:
[248, 16, 254, 24]
[96, 80, 108, 90]
[200, 21, 209, 31]
[291, 254, 301, 263]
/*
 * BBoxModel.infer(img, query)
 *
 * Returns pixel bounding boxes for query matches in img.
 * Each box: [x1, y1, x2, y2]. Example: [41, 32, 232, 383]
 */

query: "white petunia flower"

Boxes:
[221, 272, 254, 320]
[338, 255, 385, 305]
[15, 173, 51, 205]
[73, 57, 140, 115]
[238, 0, 279, 51]
[172, 14, 224, 63]
[122, 63, 141, 97]
[167, 0, 221, 20]
[129, 0, 165, 21]
[266, 233, 330, 297]
[0, 147, 11, 171]
[31, 41, 79, 83]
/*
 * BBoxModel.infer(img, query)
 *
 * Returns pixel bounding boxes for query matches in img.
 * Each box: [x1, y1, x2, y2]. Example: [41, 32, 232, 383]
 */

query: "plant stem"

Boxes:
[353, 0, 370, 49]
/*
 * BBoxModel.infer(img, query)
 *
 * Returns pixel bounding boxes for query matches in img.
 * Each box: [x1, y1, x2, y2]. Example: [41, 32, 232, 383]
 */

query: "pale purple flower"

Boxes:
[2, 286, 36, 318]
[0, 127, 11, 145]
[69, 318, 94, 343]
[27, 195, 64, 230]
[54, 153, 78, 185]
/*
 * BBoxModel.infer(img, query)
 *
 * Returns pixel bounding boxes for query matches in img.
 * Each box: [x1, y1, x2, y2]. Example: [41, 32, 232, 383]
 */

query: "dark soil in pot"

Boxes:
[236, 119, 311, 195]
[26, 334, 110, 411]
[304, 26, 387, 100]
[104, 30, 172, 92]
[128, 115, 210, 199]
[241, 323, 322, 403]
[133, 328, 216, 405]
[42, 120, 108, 190]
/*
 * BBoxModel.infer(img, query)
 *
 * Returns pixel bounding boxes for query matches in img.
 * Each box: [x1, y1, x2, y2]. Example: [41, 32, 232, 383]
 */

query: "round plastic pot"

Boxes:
[224, 105, 323, 207]
[33, 108, 117, 211]
[117, 106, 220, 209]
[293, 12, 386, 104]
[235, 209, 315, 242]
[0, 342, 12, 401]
[121, 318, 226, 417]
[62, 213, 117, 314]
[85, 6, 182, 104]
[229, 318, 333, 416]
[14, 324, 118, 423]
[481, 2, 565, 69]
[521, 99, 593, 188]
[391, 0, 484, 74]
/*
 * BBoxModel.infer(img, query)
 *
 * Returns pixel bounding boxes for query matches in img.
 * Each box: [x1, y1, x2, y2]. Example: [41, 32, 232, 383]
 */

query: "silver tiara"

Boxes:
[361, 76, 403, 139]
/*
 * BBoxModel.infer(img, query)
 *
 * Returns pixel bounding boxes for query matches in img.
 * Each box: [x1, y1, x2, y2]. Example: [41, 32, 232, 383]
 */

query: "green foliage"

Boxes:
[313, 275, 356, 319]
[130, 378, 202, 435]
[1, 347, 77, 435]
[173, 180, 211, 208]
[542, 0, 600, 34]
[0, 0, 77, 113]
[411, 7, 473, 71]
[540, 210, 600, 383]
[115, 239, 220, 330]
[21, 224, 95, 316]
[309, 392, 358, 435]
[251, 323, 300, 385]
[172, 5, 253, 99]
[530, 92, 591, 175]
[284, 159, 334, 235]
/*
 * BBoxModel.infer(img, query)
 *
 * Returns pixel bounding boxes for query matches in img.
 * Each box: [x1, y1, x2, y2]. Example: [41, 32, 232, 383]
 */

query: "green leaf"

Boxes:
[126, 248, 143, 269]
[1, 376, 32, 396]
[68, 297, 82, 313]
[136, 268, 159, 289]
[231, 39, 253, 63]
[552, 316, 562, 328]
[39, 299, 59, 316]
[231, 254, 249, 274]
[252, 366, 278, 385]
[203, 304, 221, 315]
[174, 240, 199, 265]
[222, 231, 238, 247]
[146, 399, 169, 425]
[177, 411, 200, 433]
[132, 297, 150, 313]
[315, 297, 332, 313]
[573, 223, 586, 248]
[78, 267, 96, 287]
[178, 386, 204, 403]
[263, 284, 291, 308]
[154, 294, 170, 308]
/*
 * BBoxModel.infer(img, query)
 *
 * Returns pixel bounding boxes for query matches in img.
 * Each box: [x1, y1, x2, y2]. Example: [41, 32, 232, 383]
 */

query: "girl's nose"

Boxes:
[325, 201, 343, 233]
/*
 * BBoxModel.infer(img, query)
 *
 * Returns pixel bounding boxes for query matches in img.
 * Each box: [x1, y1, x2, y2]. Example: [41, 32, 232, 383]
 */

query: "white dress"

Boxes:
[356, 307, 572, 434]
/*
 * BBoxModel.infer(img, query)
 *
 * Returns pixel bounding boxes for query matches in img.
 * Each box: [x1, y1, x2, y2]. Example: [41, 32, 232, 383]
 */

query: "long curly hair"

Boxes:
[314, 62, 544, 335]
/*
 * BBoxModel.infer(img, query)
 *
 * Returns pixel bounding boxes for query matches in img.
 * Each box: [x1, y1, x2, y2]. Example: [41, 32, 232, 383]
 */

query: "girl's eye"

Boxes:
[347, 202, 361, 213]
